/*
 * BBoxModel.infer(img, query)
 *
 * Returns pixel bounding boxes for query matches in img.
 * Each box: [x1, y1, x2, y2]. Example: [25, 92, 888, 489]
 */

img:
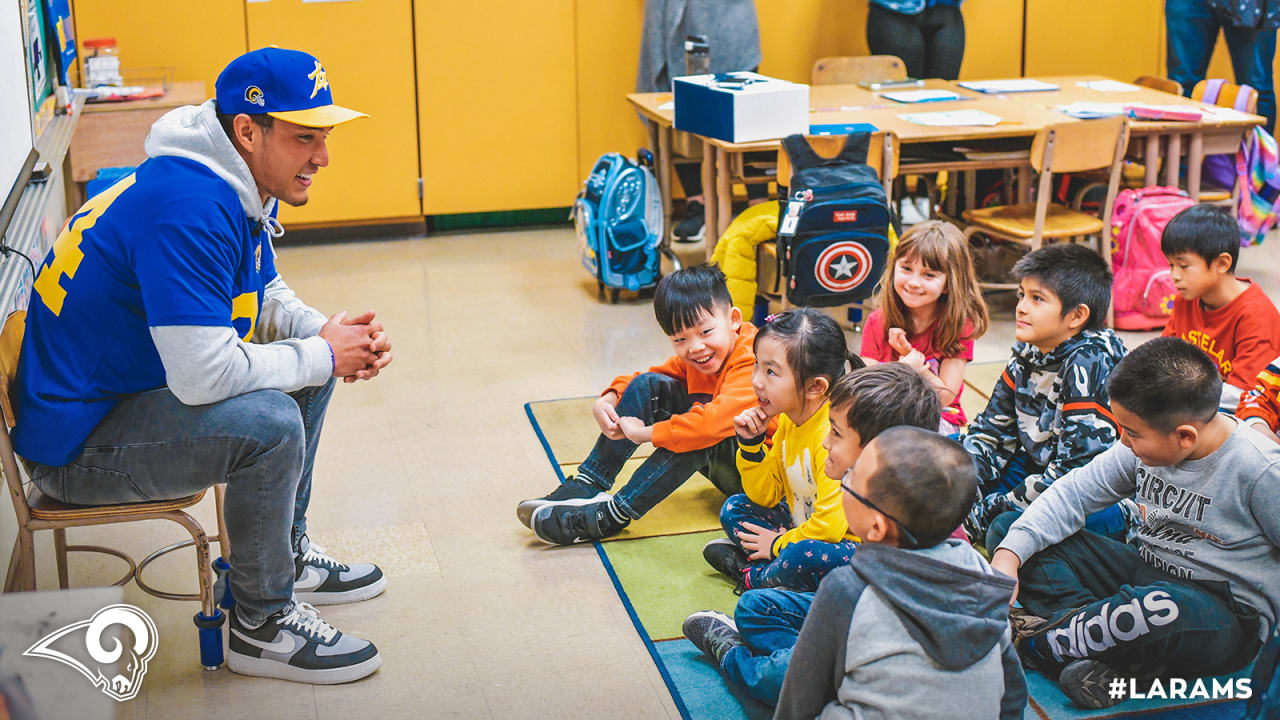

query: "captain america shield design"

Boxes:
[814, 241, 873, 293]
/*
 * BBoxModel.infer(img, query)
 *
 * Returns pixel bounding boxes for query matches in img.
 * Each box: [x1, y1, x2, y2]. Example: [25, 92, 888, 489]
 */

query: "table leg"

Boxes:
[715, 147, 732, 251]
[702, 140, 716, 261]
[1165, 133, 1182, 188]
[964, 170, 976, 215]
[1018, 166, 1033, 203]
[1187, 132, 1203, 199]
[1145, 134, 1160, 187]
[657, 124, 673, 241]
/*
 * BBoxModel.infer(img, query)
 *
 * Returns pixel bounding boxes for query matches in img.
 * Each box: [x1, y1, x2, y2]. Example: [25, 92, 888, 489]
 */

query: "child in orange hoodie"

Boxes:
[518, 265, 764, 544]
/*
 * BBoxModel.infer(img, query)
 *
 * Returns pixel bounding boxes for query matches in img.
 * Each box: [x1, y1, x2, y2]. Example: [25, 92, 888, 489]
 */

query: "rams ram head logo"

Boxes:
[24, 604, 159, 702]
[245, 85, 265, 107]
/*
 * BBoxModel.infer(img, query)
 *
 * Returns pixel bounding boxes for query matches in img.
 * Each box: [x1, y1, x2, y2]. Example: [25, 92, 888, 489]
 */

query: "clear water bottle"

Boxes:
[685, 34, 710, 76]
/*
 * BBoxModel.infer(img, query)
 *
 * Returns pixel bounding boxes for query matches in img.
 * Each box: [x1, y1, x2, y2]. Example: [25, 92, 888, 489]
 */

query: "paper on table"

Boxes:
[958, 79, 1060, 93]
[881, 89, 962, 103]
[1057, 102, 1127, 119]
[900, 110, 1003, 127]
[658, 101, 674, 110]
[1201, 105, 1254, 121]
[1076, 80, 1141, 93]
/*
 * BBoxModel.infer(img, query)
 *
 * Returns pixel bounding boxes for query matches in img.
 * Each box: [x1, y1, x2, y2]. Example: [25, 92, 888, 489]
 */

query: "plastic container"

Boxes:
[684, 34, 710, 76]
[83, 37, 123, 87]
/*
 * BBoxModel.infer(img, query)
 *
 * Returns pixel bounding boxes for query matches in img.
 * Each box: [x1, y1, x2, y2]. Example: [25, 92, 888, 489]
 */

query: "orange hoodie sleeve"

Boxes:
[650, 344, 758, 453]
[604, 355, 689, 399]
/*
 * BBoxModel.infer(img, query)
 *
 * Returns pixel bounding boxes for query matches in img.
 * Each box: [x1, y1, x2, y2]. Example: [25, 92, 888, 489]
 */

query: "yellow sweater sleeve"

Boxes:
[737, 424, 787, 509]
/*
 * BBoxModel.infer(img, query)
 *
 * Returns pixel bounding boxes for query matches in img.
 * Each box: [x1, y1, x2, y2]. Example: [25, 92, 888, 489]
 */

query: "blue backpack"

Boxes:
[774, 133, 891, 307]
[574, 150, 668, 303]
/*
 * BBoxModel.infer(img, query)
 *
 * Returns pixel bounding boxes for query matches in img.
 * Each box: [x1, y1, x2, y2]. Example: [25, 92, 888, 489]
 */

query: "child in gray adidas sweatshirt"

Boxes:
[776, 427, 1027, 720]
[991, 337, 1280, 710]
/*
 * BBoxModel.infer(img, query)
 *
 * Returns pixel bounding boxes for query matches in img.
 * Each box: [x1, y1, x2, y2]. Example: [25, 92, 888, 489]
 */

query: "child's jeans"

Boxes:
[576, 373, 741, 519]
[989, 511, 1263, 678]
[721, 588, 813, 706]
[719, 493, 858, 591]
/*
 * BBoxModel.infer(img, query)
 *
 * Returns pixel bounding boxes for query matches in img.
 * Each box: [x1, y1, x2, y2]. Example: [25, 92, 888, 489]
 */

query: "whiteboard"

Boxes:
[1, 0, 36, 206]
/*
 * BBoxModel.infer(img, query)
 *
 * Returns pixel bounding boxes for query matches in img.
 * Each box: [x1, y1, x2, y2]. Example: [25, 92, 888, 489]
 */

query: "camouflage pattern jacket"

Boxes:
[961, 330, 1128, 535]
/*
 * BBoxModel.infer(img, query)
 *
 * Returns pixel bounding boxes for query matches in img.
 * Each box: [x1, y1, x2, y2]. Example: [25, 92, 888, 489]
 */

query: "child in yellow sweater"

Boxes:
[704, 308, 863, 592]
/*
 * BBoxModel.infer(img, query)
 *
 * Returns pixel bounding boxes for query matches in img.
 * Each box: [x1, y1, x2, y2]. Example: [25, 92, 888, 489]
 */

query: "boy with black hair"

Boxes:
[775, 427, 1027, 720]
[962, 243, 1133, 543]
[990, 337, 1280, 710]
[682, 363, 944, 705]
[518, 264, 763, 544]
[1162, 203, 1280, 412]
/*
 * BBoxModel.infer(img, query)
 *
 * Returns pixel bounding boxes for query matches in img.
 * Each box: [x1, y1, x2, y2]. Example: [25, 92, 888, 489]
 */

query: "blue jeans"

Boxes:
[577, 373, 741, 519]
[1166, 0, 1277, 131]
[983, 451, 1133, 546]
[722, 588, 814, 706]
[719, 493, 858, 590]
[30, 378, 336, 625]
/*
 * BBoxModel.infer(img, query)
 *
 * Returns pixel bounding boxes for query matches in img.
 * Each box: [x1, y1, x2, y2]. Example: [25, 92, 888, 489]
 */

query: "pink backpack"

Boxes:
[1109, 187, 1195, 330]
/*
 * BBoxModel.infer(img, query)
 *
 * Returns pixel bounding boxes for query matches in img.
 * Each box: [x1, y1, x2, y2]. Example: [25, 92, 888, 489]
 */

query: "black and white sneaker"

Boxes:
[683, 610, 745, 666]
[1057, 659, 1127, 709]
[530, 497, 628, 545]
[516, 476, 610, 528]
[227, 601, 380, 684]
[672, 200, 706, 243]
[293, 534, 386, 605]
[703, 538, 750, 589]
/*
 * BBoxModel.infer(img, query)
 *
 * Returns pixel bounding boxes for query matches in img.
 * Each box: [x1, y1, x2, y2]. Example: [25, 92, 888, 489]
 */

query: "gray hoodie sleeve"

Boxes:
[256, 274, 326, 343]
[150, 325, 332, 406]
[997, 443, 1138, 563]
[998, 634, 1028, 720]
[774, 568, 863, 720]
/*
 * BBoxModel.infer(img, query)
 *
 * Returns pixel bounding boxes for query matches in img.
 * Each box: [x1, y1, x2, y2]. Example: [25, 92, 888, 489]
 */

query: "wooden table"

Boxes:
[629, 75, 1264, 246]
[69, 81, 207, 187]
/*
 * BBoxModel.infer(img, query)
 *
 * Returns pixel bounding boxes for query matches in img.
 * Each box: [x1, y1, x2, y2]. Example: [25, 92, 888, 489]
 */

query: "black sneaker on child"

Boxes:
[672, 200, 706, 243]
[1057, 658, 1128, 709]
[227, 601, 380, 684]
[703, 538, 750, 591]
[683, 610, 746, 666]
[530, 497, 629, 545]
[516, 476, 609, 528]
[292, 534, 386, 606]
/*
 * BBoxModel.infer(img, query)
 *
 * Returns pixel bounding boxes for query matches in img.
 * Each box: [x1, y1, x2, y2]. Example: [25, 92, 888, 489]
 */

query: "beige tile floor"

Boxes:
[21, 226, 1280, 719]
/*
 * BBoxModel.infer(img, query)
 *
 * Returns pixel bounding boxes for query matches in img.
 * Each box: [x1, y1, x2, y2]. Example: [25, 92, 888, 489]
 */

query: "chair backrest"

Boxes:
[1192, 79, 1259, 115]
[0, 311, 28, 527]
[776, 132, 899, 188]
[1134, 75, 1182, 95]
[811, 56, 907, 86]
[1030, 116, 1129, 174]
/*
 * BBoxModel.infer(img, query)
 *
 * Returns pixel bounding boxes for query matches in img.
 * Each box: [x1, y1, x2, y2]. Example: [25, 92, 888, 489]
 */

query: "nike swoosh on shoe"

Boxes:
[232, 629, 301, 654]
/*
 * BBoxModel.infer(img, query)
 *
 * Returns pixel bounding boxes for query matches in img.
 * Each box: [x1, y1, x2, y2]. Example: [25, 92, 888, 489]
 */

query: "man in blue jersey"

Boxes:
[16, 48, 392, 684]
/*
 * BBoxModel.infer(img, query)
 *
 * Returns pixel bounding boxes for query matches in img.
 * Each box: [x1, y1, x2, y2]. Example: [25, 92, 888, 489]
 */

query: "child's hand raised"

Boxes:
[888, 327, 913, 357]
[898, 348, 928, 373]
[594, 393, 623, 440]
[734, 407, 770, 440]
[737, 521, 783, 561]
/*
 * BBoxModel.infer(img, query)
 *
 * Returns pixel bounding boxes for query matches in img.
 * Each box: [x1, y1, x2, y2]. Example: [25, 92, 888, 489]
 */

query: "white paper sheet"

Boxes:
[899, 110, 1003, 127]
[880, 89, 961, 104]
[1076, 80, 1142, 93]
[958, 79, 1060, 94]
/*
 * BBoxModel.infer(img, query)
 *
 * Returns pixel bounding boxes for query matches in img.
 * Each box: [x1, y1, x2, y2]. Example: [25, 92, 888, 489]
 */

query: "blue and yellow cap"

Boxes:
[215, 47, 367, 127]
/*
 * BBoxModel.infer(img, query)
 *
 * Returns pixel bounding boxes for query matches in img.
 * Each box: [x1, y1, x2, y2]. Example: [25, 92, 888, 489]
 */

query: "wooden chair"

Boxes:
[0, 311, 230, 669]
[1190, 79, 1257, 203]
[962, 116, 1130, 290]
[811, 56, 907, 86]
[757, 132, 900, 309]
[1135, 75, 1182, 95]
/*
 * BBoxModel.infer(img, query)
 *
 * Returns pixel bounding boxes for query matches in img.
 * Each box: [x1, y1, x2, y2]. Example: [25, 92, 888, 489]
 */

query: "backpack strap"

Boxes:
[1234, 84, 1256, 113]
[781, 134, 825, 171]
[1202, 78, 1226, 105]
[836, 132, 871, 165]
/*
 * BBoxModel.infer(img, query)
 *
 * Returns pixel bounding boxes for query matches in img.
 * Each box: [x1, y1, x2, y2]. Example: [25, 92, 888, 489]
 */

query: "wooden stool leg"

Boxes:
[53, 528, 70, 589]
[5, 529, 36, 592]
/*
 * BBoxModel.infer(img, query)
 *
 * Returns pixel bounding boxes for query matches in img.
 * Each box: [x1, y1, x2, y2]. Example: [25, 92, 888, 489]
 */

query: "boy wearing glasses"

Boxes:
[777, 427, 1027, 720]
[682, 364, 948, 705]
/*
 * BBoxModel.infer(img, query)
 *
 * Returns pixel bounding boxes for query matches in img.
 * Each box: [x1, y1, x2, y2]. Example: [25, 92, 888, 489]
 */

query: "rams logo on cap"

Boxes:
[245, 86, 265, 107]
[307, 60, 329, 99]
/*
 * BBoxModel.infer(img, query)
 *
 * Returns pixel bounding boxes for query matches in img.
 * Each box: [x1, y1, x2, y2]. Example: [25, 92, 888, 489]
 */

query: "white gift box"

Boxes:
[673, 72, 810, 144]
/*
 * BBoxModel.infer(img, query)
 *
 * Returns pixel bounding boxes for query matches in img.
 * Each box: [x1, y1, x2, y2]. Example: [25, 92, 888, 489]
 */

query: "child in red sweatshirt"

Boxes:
[518, 264, 765, 544]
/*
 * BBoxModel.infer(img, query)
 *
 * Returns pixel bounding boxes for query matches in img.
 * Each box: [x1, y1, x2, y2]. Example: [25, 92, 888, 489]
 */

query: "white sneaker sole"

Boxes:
[294, 574, 387, 606]
[517, 491, 611, 529]
[226, 648, 382, 685]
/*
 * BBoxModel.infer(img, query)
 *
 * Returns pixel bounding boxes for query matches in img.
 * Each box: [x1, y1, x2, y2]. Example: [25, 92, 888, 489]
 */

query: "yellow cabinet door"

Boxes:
[416, 0, 578, 214]
[1025, 0, 1163, 79]
[576, 1, 648, 183]
[961, 0, 1023, 80]
[246, 0, 421, 225]
[72, 0, 247, 99]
